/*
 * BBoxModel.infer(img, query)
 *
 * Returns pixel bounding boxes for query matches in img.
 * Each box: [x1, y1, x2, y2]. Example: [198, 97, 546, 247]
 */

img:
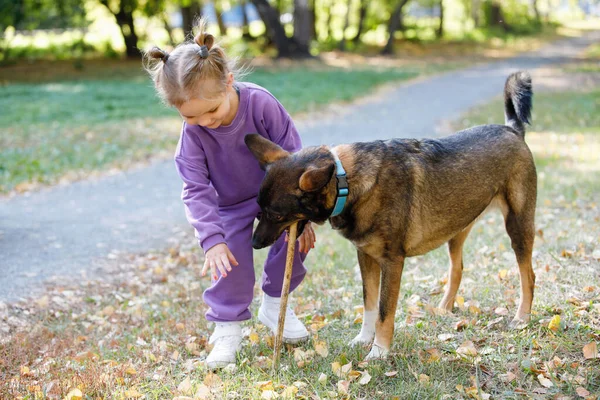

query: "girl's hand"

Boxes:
[202, 243, 239, 280]
[292, 222, 316, 253]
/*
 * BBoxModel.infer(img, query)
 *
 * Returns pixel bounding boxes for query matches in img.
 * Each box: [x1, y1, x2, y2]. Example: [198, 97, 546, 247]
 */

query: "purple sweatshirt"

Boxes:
[174, 82, 302, 252]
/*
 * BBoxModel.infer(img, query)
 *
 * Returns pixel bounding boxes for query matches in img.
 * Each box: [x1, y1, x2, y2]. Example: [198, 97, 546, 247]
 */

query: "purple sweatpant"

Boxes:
[203, 197, 307, 322]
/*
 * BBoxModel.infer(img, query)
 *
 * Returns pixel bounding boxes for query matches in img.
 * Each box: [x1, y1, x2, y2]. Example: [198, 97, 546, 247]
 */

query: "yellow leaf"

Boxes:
[353, 315, 363, 325]
[456, 296, 465, 309]
[176, 323, 185, 332]
[261, 390, 279, 399]
[102, 305, 115, 317]
[498, 269, 508, 280]
[124, 388, 144, 398]
[348, 370, 362, 381]
[255, 381, 274, 391]
[548, 315, 561, 332]
[315, 341, 329, 358]
[171, 350, 180, 361]
[125, 366, 137, 375]
[426, 348, 441, 362]
[537, 374, 553, 388]
[281, 385, 298, 399]
[65, 388, 83, 400]
[249, 332, 260, 345]
[204, 372, 222, 388]
[20, 366, 32, 376]
[583, 342, 598, 359]
[419, 374, 430, 384]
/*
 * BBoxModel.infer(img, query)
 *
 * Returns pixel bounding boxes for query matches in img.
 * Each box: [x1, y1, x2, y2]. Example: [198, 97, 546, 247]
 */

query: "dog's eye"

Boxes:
[273, 215, 284, 221]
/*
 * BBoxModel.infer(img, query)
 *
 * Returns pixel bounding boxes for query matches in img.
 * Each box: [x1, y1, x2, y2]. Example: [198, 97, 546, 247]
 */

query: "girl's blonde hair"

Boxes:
[144, 18, 242, 107]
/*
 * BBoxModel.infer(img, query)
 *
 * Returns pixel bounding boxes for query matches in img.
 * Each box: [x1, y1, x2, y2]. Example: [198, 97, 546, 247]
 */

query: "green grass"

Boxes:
[1, 76, 599, 399]
[0, 65, 420, 193]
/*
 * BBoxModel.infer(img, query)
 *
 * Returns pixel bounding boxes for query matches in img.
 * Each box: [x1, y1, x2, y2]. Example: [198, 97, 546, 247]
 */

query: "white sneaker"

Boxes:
[205, 322, 243, 369]
[258, 293, 309, 344]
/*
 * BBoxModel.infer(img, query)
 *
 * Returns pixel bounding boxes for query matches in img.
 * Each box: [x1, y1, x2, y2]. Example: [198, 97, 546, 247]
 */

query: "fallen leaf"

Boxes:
[261, 390, 278, 399]
[315, 341, 329, 358]
[548, 315, 561, 332]
[125, 366, 137, 375]
[204, 372, 222, 388]
[419, 374, 430, 384]
[178, 377, 192, 394]
[124, 389, 144, 398]
[281, 385, 298, 398]
[583, 342, 598, 359]
[576, 386, 591, 397]
[438, 333, 455, 342]
[195, 384, 211, 400]
[65, 388, 83, 400]
[318, 373, 327, 385]
[359, 371, 371, 385]
[538, 374, 554, 388]
[426, 348, 441, 362]
[457, 341, 478, 357]
[385, 371, 398, 377]
[337, 380, 350, 395]
[249, 332, 260, 345]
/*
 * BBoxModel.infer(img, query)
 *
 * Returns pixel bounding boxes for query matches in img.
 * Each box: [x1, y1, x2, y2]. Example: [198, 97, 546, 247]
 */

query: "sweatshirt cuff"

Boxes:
[201, 234, 226, 253]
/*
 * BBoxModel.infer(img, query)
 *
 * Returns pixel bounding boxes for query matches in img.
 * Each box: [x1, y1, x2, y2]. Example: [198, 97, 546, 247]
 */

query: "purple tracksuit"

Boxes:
[174, 82, 307, 322]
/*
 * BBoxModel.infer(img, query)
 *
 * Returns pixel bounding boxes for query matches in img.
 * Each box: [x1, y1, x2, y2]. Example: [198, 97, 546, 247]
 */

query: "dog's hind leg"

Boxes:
[366, 256, 404, 360]
[438, 223, 475, 312]
[504, 181, 536, 327]
[349, 250, 381, 347]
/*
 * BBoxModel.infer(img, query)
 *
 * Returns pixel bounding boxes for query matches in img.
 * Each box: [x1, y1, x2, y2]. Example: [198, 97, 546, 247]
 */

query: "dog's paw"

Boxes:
[348, 332, 375, 348]
[508, 317, 530, 330]
[364, 343, 389, 361]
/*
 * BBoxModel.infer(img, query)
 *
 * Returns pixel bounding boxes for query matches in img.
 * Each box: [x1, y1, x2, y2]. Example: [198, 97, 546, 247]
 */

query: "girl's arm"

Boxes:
[174, 124, 226, 253]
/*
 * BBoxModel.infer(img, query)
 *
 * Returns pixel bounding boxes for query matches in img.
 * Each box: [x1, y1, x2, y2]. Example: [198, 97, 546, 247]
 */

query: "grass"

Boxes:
[0, 62, 429, 194]
[1, 72, 599, 398]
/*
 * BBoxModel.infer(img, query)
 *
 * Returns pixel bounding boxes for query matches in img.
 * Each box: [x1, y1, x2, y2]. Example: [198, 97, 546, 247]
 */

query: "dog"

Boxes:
[245, 71, 536, 360]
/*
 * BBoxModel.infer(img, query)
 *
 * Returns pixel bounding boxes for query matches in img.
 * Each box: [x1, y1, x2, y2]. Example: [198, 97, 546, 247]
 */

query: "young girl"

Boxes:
[144, 20, 316, 369]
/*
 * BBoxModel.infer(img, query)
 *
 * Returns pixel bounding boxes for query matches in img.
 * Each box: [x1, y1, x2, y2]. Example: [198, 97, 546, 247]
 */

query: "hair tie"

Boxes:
[198, 45, 209, 59]
[162, 53, 169, 63]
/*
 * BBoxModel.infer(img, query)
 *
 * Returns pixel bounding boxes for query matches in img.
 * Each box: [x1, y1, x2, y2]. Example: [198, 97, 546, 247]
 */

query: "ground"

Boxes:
[1, 38, 599, 400]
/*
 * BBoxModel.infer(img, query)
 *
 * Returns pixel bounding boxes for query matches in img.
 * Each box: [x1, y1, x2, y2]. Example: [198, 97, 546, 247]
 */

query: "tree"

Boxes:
[436, 0, 444, 38]
[250, 0, 312, 58]
[180, 0, 202, 39]
[98, 0, 141, 58]
[351, 0, 369, 45]
[382, 0, 411, 55]
[294, 0, 313, 51]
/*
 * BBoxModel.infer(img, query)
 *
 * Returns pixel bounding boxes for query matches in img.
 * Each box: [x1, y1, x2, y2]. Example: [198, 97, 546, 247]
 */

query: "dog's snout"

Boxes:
[251, 234, 268, 249]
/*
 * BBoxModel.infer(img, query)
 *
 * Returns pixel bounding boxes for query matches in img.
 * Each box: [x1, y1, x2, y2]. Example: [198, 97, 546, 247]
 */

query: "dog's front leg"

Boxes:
[366, 256, 404, 360]
[349, 250, 380, 347]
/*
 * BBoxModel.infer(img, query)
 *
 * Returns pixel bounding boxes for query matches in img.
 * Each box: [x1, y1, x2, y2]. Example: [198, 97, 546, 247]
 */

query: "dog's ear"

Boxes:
[299, 163, 335, 192]
[245, 134, 290, 170]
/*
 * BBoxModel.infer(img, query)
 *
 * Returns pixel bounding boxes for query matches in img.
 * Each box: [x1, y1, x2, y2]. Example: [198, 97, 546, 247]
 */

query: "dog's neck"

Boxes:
[328, 144, 376, 217]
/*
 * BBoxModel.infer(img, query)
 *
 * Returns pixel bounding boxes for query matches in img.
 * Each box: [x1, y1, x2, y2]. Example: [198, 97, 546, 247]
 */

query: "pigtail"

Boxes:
[148, 46, 170, 63]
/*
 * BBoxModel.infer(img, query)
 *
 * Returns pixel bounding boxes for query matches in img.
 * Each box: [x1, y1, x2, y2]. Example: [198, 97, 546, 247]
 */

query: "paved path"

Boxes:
[1, 32, 598, 302]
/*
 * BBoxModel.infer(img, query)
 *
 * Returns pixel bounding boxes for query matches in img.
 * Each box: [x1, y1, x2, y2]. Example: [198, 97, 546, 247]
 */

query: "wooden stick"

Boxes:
[273, 221, 298, 369]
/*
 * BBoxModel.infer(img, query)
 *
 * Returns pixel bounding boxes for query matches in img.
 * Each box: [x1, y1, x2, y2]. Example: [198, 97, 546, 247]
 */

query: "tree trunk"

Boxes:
[241, 0, 253, 39]
[214, 1, 228, 36]
[338, 0, 352, 51]
[181, 2, 202, 39]
[251, 0, 312, 58]
[382, 0, 410, 55]
[436, 0, 444, 38]
[99, 0, 140, 58]
[310, 0, 317, 41]
[324, 0, 332, 40]
[472, 0, 480, 27]
[531, 0, 541, 23]
[294, 0, 313, 51]
[162, 14, 176, 46]
[351, 0, 368, 45]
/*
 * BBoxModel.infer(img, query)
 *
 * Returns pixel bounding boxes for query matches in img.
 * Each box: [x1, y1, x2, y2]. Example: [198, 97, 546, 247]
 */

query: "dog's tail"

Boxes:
[504, 71, 533, 138]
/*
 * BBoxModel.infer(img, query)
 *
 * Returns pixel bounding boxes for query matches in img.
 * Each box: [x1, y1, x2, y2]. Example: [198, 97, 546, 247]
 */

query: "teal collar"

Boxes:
[331, 149, 348, 217]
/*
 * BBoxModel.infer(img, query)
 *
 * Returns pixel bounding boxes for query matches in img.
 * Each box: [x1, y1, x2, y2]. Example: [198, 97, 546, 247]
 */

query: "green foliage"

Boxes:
[0, 0, 87, 31]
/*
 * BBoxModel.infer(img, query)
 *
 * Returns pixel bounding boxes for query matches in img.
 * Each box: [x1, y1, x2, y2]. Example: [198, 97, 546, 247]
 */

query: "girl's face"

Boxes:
[177, 75, 238, 129]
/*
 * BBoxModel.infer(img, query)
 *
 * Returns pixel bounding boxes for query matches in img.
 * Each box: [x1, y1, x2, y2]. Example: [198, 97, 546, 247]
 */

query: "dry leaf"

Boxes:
[65, 388, 83, 400]
[426, 348, 442, 362]
[249, 332, 260, 345]
[195, 384, 211, 400]
[315, 341, 329, 358]
[537, 374, 554, 388]
[281, 385, 298, 398]
[318, 373, 327, 385]
[419, 374, 430, 384]
[583, 342, 598, 359]
[204, 372, 222, 388]
[261, 390, 279, 399]
[576, 387, 591, 397]
[178, 377, 192, 394]
[385, 371, 398, 377]
[337, 380, 350, 395]
[124, 389, 144, 398]
[457, 341, 478, 357]
[438, 333, 455, 341]
[125, 366, 137, 375]
[359, 371, 372, 385]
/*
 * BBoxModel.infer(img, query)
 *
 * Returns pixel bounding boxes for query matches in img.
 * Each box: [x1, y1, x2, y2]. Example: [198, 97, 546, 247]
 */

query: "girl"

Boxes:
[144, 20, 316, 369]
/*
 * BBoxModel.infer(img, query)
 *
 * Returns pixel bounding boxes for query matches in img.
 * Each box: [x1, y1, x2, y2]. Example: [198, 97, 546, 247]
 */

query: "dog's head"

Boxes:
[245, 134, 337, 249]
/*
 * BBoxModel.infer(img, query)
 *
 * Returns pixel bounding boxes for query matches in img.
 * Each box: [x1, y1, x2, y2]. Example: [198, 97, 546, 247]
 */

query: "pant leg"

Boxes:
[261, 232, 307, 298]
[203, 199, 257, 322]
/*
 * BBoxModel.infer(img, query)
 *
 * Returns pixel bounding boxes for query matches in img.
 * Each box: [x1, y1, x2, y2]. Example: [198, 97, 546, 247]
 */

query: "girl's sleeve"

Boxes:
[174, 125, 226, 253]
[263, 97, 303, 153]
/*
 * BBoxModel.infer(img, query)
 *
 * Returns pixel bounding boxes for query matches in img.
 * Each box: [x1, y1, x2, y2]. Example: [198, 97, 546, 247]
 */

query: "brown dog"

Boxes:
[245, 72, 536, 360]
